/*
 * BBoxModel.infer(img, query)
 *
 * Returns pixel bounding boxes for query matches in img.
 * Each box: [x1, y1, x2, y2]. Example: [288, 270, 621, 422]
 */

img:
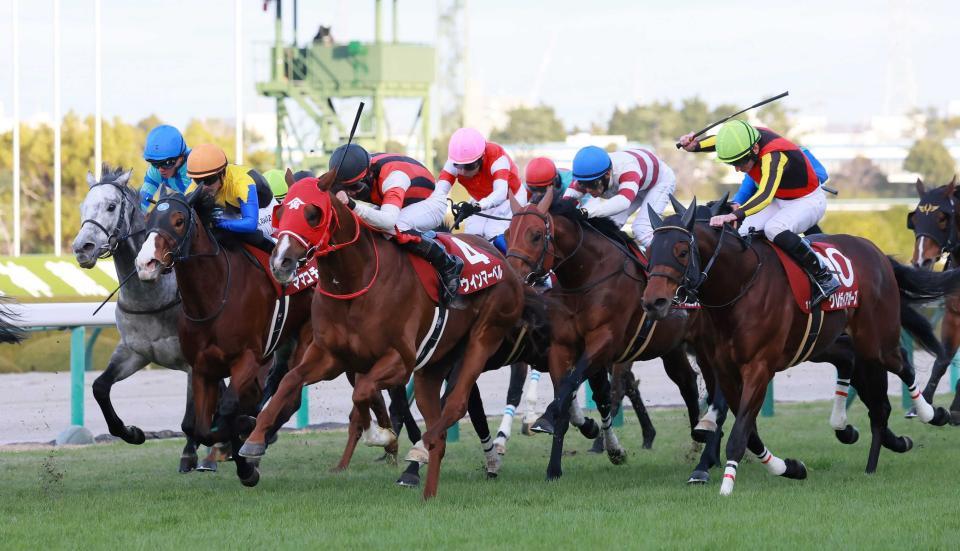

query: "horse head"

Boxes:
[505, 186, 557, 284]
[270, 172, 340, 283]
[73, 164, 136, 268]
[642, 195, 699, 320]
[136, 190, 208, 281]
[908, 175, 960, 270]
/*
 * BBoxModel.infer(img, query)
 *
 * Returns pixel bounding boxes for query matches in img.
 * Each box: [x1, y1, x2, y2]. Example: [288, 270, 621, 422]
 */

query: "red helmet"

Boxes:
[525, 157, 558, 188]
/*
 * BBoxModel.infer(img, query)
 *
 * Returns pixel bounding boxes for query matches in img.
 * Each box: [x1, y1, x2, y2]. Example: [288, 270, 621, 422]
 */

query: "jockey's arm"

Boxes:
[351, 171, 409, 233]
[692, 134, 717, 153]
[583, 176, 639, 218]
[216, 184, 260, 232]
[562, 183, 585, 201]
[733, 175, 758, 206]
[733, 152, 787, 221]
[139, 168, 162, 212]
[476, 155, 514, 210]
[435, 160, 458, 196]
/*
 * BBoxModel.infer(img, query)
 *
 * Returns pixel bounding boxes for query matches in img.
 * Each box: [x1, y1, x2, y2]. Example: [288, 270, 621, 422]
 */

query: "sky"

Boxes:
[0, 0, 956, 133]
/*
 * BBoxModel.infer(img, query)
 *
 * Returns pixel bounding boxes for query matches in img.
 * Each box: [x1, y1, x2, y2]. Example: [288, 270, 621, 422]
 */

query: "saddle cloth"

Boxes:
[407, 233, 506, 305]
[241, 244, 317, 297]
[770, 241, 860, 314]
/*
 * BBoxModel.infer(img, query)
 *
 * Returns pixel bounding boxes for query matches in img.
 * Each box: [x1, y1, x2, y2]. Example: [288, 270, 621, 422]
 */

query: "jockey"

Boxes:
[440, 128, 527, 240]
[679, 120, 840, 306]
[733, 147, 829, 209]
[186, 143, 277, 253]
[524, 156, 573, 204]
[562, 145, 677, 248]
[329, 143, 464, 306]
[140, 125, 192, 212]
[263, 168, 289, 202]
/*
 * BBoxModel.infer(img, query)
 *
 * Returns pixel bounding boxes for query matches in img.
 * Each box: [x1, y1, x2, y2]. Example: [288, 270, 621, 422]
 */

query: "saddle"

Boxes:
[405, 233, 506, 305]
[769, 241, 860, 314]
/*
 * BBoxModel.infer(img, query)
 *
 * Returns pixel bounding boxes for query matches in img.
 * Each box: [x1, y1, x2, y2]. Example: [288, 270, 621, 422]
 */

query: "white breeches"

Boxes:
[629, 166, 677, 248]
[739, 187, 827, 240]
[396, 195, 449, 233]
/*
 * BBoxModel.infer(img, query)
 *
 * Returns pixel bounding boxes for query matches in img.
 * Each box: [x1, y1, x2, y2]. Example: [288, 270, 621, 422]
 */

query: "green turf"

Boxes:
[1, 401, 957, 549]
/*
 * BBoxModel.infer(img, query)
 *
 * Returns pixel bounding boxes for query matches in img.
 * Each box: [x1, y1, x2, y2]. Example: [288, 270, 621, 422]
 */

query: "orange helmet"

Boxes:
[187, 144, 228, 178]
[525, 157, 559, 188]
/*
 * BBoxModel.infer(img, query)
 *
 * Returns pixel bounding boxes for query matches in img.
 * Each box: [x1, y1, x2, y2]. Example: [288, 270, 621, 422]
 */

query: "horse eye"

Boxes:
[107, 204, 117, 212]
[174, 218, 184, 228]
[532, 232, 542, 243]
[678, 249, 688, 258]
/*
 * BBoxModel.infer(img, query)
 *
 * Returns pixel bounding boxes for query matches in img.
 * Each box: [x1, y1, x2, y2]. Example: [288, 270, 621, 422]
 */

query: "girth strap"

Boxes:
[788, 306, 824, 367]
[614, 312, 659, 364]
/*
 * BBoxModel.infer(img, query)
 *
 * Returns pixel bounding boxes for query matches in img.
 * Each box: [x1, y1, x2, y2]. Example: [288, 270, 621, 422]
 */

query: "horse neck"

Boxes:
[693, 225, 760, 306]
[314, 194, 379, 289]
[552, 216, 615, 288]
[172, 217, 224, 303]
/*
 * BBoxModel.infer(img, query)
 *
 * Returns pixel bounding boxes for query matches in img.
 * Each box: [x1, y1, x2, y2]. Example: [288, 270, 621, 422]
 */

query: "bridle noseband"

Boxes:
[505, 209, 581, 286]
[80, 181, 140, 259]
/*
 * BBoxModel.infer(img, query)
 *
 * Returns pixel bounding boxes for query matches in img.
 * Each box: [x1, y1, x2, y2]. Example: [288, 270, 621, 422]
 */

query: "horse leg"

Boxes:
[190, 361, 221, 448]
[179, 371, 199, 473]
[588, 368, 627, 465]
[746, 430, 807, 480]
[351, 353, 406, 454]
[590, 365, 625, 454]
[463, 383, 501, 478]
[546, 354, 590, 480]
[495, 363, 527, 454]
[720, 363, 772, 496]
[661, 346, 702, 439]
[332, 405, 364, 473]
[91, 346, 151, 445]
[920, 306, 960, 408]
[415, 369, 446, 500]
[687, 388, 729, 485]
[521, 369, 543, 435]
[851, 360, 912, 474]
[619, 365, 657, 449]
[240, 343, 342, 458]
[895, 345, 950, 426]
[811, 335, 860, 444]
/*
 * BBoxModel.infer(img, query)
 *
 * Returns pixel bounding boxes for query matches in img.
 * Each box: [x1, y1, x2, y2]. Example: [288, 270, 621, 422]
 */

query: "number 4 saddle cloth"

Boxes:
[406, 233, 506, 305]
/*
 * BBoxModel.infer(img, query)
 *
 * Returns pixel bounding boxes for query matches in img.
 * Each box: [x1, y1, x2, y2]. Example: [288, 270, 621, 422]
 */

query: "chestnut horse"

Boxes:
[504, 187, 701, 480]
[135, 191, 313, 486]
[237, 172, 535, 499]
[642, 196, 956, 495]
[907, 176, 960, 422]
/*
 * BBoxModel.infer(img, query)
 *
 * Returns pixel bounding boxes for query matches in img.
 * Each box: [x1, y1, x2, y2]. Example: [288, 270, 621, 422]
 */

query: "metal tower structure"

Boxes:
[258, 0, 435, 169]
[435, 0, 467, 137]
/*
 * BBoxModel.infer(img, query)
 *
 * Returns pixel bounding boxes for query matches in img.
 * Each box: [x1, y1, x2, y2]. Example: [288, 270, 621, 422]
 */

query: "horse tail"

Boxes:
[888, 256, 960, 303]
[0, 297, 25, 345]
[520, 288, 552, 358]
[899, 302, 943, 358]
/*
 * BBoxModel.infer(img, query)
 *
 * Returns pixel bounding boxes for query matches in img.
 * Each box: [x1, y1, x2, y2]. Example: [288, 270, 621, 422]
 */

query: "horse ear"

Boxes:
[537, 185, 554, 214]
[682, 197, 697, 230]
[509, 190, 522, 214]
[948, 178, 956, 199]
[916, 178, 926, 197]
[86, 171, 97, 188]
[647, 204, 663, 230]
[317, 171, 334, 191]
[669, 194, 686, 217]
[710, 191, 730, 217]
[117, 169, 133, 187]
[285, 168, 296, 188]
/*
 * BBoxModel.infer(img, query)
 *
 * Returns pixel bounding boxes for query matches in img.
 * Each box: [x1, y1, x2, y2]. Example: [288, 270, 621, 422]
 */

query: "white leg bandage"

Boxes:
[719, 461, 738, 496]
[830, 378, 850, 430]
[496, 405, 515, 439]
[908, 383, 934, 423]
[754, 446, 787, 476]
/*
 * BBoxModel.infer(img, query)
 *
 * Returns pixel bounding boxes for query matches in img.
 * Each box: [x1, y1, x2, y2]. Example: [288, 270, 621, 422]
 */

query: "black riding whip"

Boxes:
[675, 91, 789, 149]
[330, 101, 365, 181]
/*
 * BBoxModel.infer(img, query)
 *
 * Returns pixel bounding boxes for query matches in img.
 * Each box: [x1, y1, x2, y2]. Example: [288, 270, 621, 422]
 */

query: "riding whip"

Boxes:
[675, 91, 789, 149]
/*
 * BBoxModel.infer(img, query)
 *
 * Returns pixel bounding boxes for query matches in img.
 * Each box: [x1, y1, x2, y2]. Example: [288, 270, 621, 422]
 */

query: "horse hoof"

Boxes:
[642, 433, 656, 450]
[329, 465, 347, 474]
[588, 436, 604, 454]
[931, 406, 950, 427]
[783, 458, 807, 480]
[179, 454, 198, 473]
[546, 471, 562, 482]
[396, 472, 420, 488]
[486, 471, 498, 480]
[691, 427, 714, 444]
[834, 425, 859, 445]
[901, 436, 914, 453]
[196, 460, 218, 472]
[374, 452, 398, 466]
[240, 467, 260, 488]
[266, 431, 279, 446]
[951, 410, 960, 426]
[904, 406, 918, 419]
[687, 470, 710, 485]
[124, 426, 146, 445]
[531, 416, 555, 435]
[578, 418, 600, 440]
[607, 448, 627, 466]
[521, 422, 532, 436]
[238, 441, 266, 459]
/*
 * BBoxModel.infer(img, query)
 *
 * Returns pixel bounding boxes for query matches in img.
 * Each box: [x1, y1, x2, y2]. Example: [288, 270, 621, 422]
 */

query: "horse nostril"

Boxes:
[654, 298, 668, 310]
[81, 242, 95, 252]
[280, 257, 293, 269]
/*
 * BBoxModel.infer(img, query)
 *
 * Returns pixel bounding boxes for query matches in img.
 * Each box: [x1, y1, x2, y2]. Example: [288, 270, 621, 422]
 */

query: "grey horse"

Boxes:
[72, 165, 203, 472]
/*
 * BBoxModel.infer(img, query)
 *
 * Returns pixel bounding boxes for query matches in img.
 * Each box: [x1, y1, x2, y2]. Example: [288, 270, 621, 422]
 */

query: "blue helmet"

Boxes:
[143, 125, 187, 161]
[572, 146, 612, 181]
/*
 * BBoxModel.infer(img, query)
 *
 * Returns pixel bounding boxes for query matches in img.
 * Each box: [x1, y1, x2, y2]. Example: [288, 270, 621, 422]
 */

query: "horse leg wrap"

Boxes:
[830, 378, 851, 430]
[404, 440, 429, 464]
[754, 447, 787, 476]
[496, 405, 515, 443]
[361, 425, 397, 448]
[694, 405, 719, 434]
[601, 414, 626, 465]
[908, 383, 935, 423]
[481, 436, 502, 477]
[569, 395, 586, 427]
[522, 372, 542, 425]
[719, 461, 738, 496]
[578, 417, 600, 440]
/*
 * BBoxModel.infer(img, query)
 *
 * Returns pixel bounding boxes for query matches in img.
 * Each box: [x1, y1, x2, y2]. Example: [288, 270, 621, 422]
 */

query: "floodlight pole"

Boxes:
[12, 0, 20, 256]
[235, 0, 244, 165]
[94, 0, 102, 181]
[54, 0, 62, 256]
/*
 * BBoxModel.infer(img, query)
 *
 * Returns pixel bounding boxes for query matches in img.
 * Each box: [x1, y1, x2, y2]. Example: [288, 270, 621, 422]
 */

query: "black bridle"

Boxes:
[504, 209, 582, 286]
[80, 181, 142, 259]
[149, 195, 232, 323]
[908, 195, 959, 263]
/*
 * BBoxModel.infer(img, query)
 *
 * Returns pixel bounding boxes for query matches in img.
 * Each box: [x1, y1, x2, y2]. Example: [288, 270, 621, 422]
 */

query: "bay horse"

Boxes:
[907, 176, 960, 422]
[135, 190, 314, 485]
[72, 165, 199, 472]
[237, 172, 538, 499]
[504, 187, 702, 479]
[642, 196, 956, 495]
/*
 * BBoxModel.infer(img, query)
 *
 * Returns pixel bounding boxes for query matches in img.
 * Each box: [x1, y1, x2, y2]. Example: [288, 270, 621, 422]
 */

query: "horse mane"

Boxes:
[548, 198, 636, 247]
[0, 297, 25, 345]
[99, 163, 138, 203]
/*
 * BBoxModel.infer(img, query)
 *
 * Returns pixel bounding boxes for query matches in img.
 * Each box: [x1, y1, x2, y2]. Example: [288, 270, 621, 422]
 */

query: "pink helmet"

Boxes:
[448, 127, 486, 164]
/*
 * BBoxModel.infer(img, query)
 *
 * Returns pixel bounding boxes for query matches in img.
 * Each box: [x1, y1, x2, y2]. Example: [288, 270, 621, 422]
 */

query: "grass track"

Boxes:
[1, 401, 958, 549]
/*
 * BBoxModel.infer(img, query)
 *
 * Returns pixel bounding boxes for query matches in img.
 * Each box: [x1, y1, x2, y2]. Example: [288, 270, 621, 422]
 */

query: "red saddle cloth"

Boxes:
[406, 234, 506, 304]
[241, 244, 317, 297]
[770, 241, 860, 314]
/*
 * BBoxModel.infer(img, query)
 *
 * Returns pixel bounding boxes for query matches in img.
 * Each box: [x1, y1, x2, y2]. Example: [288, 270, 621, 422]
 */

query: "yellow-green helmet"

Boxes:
[263, 168, 288, 200]
[715, 120, 760, 164]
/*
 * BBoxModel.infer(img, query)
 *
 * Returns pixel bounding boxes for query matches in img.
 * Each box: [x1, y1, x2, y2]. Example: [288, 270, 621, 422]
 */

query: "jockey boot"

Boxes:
[400, 231, 466, 309]
[773, 230, 840, 307]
